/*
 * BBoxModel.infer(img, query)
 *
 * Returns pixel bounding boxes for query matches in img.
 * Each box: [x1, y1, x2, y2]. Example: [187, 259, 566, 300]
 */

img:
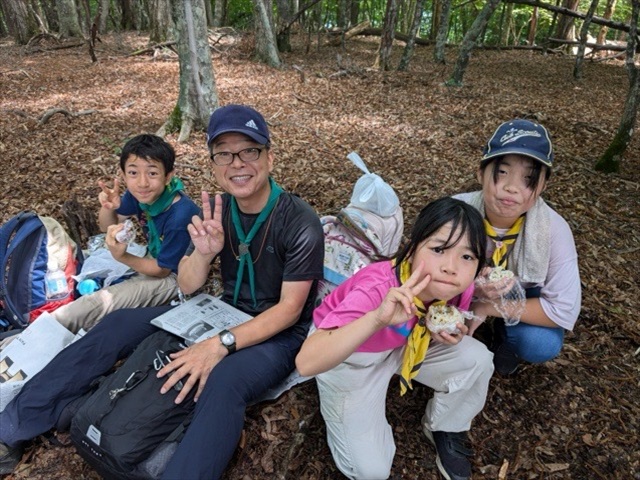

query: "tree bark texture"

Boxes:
[167, 0, 218, 142]
[56, 0, 82, 37]
[1, 0, 39, 44]
[96, 0, 109, 32]
[433, 0, 452, 63]
[448, 0, 501, 86]
[397, 0, 426, 70]
[429, 0, 440, 40]
[527, 5, 538, 45]
[378, 0, 398, 71]
[149, 0, 174, 42]
[29, 0, 49, 33]
[596, 0, 617, 44]
[573, 0, 599, 79]
[212, 0, 226, 26]
[500, 2, 514, 45]
[253, 0, 281, 67]
[204, 0, 214, 26]
[40, 0, 59, 32]
[595, 0, 639, 173]
[276, 0, 293, 52]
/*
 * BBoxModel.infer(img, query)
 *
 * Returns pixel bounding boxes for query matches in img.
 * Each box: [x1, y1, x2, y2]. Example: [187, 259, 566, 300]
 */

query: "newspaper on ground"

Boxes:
[151, 293, 311, 401]
[0, 313, 85, 411]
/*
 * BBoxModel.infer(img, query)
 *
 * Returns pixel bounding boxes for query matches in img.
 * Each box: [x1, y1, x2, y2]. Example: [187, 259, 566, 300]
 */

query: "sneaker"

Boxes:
[0, 441, 22, 475]
[423, 428, 473, 480]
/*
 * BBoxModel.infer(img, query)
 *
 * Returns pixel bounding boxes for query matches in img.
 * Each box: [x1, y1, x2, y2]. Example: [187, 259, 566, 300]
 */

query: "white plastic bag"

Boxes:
[347, 152, 400, 218]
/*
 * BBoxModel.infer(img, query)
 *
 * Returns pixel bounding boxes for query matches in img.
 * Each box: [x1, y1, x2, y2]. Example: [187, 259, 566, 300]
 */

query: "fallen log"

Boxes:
[327, 21, 371, 46]
[38, 108, 97, 125]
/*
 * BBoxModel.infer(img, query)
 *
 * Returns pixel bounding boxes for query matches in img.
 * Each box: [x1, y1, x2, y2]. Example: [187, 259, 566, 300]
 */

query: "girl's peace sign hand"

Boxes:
[188, 191, 225, 257]
[374, 261, 431, 328]
[98, 178, 121, 210]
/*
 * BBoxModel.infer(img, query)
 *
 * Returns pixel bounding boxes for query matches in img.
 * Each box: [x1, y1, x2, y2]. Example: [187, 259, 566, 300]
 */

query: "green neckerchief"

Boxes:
[230, 177, 283, 307]
[139, 177, 184, 258]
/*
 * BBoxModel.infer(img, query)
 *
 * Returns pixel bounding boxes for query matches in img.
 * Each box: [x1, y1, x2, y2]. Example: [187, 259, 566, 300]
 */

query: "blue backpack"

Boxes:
[0, 211, 83, 329]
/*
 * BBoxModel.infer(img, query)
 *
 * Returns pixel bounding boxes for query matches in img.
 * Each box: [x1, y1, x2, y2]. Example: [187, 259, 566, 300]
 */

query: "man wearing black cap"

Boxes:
[0, 105, 325, 479]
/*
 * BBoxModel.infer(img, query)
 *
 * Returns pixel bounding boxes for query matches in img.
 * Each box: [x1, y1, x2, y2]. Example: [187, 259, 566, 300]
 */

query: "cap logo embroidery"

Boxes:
[245, 119, 258, 130]
[500, 127, 541, 146]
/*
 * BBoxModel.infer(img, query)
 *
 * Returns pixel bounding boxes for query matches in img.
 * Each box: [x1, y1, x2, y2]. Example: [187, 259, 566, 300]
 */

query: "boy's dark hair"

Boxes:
[395, 197, 486, 277]
[119, 134, 175, 173]
[481, 156, 551, 192]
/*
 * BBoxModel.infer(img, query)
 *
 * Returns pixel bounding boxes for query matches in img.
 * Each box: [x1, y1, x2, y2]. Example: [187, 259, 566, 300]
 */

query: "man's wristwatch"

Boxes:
[219, 329, 236, 353]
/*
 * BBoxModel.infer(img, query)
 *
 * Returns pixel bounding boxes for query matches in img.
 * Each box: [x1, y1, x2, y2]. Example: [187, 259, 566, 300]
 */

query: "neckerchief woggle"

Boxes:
[483, 214, 525, 269]
[230, 177, 283, 308]
[395, 258, 445, 396]
[138, 177, 184, 258]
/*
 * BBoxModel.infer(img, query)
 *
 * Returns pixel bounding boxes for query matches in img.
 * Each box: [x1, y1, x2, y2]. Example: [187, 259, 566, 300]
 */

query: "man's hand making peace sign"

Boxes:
[187, 191, 225, 258]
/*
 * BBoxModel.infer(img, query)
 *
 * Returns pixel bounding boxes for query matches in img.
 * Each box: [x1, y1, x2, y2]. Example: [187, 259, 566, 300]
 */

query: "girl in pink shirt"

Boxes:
[296, 197, 493, 480]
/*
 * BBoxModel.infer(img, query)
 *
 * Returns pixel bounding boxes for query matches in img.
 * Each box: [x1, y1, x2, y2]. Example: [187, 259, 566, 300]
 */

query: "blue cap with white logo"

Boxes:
[206, 104, 270, 147]
[482, 119, 553, 168]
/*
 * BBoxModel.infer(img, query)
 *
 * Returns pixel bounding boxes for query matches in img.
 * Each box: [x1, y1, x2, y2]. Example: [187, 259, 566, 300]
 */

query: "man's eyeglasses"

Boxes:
[210, 147, 264, 166]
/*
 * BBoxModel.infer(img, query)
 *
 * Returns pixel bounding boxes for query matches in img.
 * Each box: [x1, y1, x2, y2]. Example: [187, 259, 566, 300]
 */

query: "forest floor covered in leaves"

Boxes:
[0, 30, 638, 480]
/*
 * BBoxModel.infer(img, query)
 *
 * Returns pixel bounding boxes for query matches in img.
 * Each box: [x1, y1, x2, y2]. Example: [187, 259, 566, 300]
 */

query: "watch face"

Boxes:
[221, 332, 235, 346]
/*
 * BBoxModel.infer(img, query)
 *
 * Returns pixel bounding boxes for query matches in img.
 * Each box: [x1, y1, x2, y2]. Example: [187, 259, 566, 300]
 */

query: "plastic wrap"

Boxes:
[474, 267, 526, 326]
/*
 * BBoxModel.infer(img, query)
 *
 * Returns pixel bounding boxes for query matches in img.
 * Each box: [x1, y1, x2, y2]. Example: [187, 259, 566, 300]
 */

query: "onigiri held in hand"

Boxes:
[426, 304, 464, 335]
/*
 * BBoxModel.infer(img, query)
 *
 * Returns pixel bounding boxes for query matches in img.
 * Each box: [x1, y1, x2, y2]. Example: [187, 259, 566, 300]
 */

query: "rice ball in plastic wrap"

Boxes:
[426, 304, 463, 334]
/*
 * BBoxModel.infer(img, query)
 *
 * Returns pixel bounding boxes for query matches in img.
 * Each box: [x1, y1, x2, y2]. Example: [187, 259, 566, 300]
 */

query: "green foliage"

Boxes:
[226, 0, 255, 29]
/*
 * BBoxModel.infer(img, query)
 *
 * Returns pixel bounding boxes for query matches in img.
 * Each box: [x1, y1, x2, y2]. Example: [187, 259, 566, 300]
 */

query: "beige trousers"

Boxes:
[315, 336, 494, 480]
[52, 273, 179, 333]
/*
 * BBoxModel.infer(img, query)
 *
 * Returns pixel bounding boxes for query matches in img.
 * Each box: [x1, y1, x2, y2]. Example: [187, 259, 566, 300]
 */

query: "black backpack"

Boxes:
[70, 330, 196, 480]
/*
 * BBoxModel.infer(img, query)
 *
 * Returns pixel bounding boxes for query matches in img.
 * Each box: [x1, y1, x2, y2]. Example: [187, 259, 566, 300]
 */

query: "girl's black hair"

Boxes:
[481, 156, 551, 191]
[119, 134, 176, 173]
[395, 197, 486, 277]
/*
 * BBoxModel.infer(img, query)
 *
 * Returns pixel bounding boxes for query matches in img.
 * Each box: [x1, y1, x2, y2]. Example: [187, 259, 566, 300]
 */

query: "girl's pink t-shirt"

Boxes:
[313, 261, 475, 353]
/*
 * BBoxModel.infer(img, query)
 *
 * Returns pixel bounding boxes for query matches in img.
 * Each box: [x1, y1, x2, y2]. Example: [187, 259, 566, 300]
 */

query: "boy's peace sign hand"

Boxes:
[188, 192, 225, 257]
[98, 178, 122, 210]
[374, 261, 431, 329]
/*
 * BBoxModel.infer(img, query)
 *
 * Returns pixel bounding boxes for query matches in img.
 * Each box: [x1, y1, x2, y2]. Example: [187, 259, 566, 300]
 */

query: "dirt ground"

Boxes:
[0, 30, 638, 480]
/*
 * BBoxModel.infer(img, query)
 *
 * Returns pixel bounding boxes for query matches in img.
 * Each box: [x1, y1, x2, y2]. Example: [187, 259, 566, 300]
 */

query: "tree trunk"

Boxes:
[595, 0, 638, 173]
[527, 5, 538, 45]
[40, 0, 59, 32]
[29, 0, 49, 33]
[149, 0, 174, 42]
[573, 0, 599, 79]
[1, 0, 39, 44]
[500, 2, 514, 45]
[337, 0, 348, 29]
[433, 0, 451, 63]
[0, 3, 7, 37]
[448, 0, 501, 86]
[253, 0, 281, 67]
[204, 0, 213, 26]
[429, 0, 440, 40]
[276, 0, 293, 52]
[120, 0, 136, 29]
[596, 0, 617, 44]
[349, 0, 359, 26]
[378, 0, 397, 71]
[56, 0, 82, 37]
[162, 0, 218, 143]
[552, 0, 578, 48]
[212, 0, 225, 26]
[397, 0, 426, 70]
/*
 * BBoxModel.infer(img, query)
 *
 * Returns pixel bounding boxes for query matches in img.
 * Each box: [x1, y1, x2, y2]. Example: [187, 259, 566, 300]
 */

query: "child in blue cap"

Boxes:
[456, 119, 582, 376]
